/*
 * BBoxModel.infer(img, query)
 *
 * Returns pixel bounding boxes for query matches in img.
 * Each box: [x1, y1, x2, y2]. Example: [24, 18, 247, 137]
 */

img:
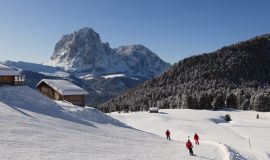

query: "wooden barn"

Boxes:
[36, 79, 88, 107]
[0, 64, 24, 86]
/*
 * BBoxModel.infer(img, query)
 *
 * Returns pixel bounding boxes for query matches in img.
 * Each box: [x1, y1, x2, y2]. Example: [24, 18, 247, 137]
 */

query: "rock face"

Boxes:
[116, 45, 170, 76]
[99, 34, 270, 112]
[48, 27, 170, 77]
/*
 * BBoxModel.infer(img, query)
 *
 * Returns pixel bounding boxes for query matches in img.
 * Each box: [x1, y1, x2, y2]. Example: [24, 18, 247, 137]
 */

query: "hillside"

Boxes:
[0, 86, 221, 159]
[100, 34, 270, 112]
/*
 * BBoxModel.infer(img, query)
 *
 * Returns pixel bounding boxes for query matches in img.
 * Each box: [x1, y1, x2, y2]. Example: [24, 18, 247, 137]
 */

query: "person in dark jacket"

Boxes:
[186, 139, 194, 156]
[166, 130, 171, 140]
[194, 133, 199, 145]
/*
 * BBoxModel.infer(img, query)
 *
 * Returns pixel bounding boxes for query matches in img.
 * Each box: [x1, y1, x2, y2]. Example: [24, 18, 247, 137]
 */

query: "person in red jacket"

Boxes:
[166, 129, 171, 140]
[186, 139, 194, 156]
[194, 133, 199, 145]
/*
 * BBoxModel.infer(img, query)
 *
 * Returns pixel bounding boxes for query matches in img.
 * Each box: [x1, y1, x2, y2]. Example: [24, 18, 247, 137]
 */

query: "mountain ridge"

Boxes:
[47, 27, 170, 77]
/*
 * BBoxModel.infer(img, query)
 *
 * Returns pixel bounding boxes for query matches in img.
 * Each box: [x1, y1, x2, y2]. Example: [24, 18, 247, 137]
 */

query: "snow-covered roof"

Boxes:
[37, 79, 88, 96]
[0, 64, 21, 76]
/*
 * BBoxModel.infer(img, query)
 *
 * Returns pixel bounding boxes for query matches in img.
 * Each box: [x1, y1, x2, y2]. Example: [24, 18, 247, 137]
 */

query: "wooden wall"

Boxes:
[0, 76, 15, 85]
[37, 82, 55, 99]
[63, 95, 85, 107]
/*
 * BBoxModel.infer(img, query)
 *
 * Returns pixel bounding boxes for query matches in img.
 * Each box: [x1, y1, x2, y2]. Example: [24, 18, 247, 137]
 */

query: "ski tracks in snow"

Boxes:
[225, 145, 252, 160]
[160, 137, 251, 160]
[193, 140, 251, 160]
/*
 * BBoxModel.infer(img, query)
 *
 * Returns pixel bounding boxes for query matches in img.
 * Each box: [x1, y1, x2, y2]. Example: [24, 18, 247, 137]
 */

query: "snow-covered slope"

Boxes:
[47, 27, 170, 77]
[0, 86, 220, 159]
[4, 60, 69, 77]
[110, 109, 270, 160]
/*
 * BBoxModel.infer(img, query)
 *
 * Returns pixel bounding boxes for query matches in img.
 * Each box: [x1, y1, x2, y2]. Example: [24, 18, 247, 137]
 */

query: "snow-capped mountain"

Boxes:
[3, 27, 170, 106]
[47, 27, 170, 77]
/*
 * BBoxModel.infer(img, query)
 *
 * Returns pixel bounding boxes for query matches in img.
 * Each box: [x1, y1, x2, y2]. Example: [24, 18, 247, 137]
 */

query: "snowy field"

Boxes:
[110, 109, 270, 160]
[0, 86, 218, 160]
[1, 86, 269, 159]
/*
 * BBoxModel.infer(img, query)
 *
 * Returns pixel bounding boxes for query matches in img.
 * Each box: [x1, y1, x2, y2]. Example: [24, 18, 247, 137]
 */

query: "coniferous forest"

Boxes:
[99, 34, 270, 112]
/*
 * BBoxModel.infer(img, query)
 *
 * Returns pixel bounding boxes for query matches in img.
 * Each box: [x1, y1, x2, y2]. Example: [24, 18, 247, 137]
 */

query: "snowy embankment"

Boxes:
[4, 60, 70, 77]
[101, 74, 139, 80]
[110, 109, 270, 160]
[0, 86, 219, 160]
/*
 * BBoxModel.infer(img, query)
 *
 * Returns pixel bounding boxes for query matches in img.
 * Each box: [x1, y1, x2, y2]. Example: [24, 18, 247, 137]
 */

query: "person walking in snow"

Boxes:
[166, 129, 171, 140]
[186, 139, 194, 156]
[194, 133, 199, 145]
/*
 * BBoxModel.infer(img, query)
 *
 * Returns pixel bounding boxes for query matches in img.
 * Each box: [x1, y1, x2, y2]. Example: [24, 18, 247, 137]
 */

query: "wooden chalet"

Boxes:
[36, 79, 88, 107]
[0, 64, 24, 86]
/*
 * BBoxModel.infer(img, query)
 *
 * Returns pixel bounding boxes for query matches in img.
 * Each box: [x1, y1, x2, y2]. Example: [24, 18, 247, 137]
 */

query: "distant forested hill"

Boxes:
[100, 34, 270, 112]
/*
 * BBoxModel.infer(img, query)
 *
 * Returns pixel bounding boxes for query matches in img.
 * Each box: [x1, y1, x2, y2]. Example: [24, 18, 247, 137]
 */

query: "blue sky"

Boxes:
[0, 0, 270, 64]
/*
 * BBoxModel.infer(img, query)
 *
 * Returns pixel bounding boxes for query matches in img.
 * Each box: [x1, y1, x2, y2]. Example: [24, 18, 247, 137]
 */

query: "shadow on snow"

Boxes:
[0, 86, 129, 129]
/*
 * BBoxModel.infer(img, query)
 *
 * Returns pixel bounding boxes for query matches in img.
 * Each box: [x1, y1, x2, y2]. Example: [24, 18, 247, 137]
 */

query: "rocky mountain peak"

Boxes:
[117, 44, 150, 55]
[47, 27, 170, 77]
[74, 27, 101, 43]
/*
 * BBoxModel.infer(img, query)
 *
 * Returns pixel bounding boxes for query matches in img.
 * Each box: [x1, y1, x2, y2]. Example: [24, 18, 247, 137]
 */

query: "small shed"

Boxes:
[0, 64, 24, 86]
[36, 79, 88, 107]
